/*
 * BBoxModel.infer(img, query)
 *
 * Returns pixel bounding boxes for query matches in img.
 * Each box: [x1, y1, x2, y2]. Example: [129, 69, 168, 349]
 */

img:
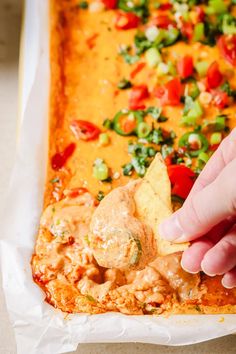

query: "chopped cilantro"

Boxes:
[77, 1, 88, 9]
[103, 118, 113, 130]
[147, 128, 176, 145]
[161, 144, 174, 160]
[122, 163, 134, 176]
[117, 78, 132, 90]
[96, 190, 105, 201]
[118, 0, 149, 23]
[50, 177, 59, 184]
[122, 142, 158, 177]
[220, 81, 236, 98]
[145, 106, 162, 120]
[119, 46, 140, 64]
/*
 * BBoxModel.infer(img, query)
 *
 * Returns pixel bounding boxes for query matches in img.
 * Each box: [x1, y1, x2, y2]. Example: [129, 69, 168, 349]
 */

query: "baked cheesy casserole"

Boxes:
[32, 0, 236, 315]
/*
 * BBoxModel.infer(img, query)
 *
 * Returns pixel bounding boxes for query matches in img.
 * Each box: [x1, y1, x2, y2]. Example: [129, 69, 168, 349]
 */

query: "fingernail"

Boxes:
[181, 258, 200, 274]
[159, 214, 184, 241]
[221, 278, 234, 289]
[201, 260, 216, 277]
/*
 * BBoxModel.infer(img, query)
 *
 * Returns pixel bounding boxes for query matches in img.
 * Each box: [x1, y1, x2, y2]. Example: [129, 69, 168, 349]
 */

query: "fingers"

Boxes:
[201, 224, 236, 276]
[222, 268, 236, 289]
[159, 158, 236, 242]
[181, 237, 213, 273]
[181, 217, 236, 273]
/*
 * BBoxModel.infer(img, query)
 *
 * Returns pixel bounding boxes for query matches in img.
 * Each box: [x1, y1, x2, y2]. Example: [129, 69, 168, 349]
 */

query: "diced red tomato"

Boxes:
[164, 155, 173, 166]
[101, 0, 117, 9]
[159, 3, 172, 11]
[115, 11, 140, 30]
[195, 6, 205, 22]
[180, 21, 194, 41]
[218, 35, 236, 67]
[130, 62, 146, 79]
[206, 61, 223, 89]
[129, 85, 149, 110]
[64, 187, 88, 198]
[70, 120, 101, 141]
[177, 55, 194, 79]
[152, 15, 176, 29]
[213, 91, 229, 109]
[209, 143, 220, 151]
[167, 164, 196, 199]
[155, 78, 182, 106]
[51, 143, 76, 170]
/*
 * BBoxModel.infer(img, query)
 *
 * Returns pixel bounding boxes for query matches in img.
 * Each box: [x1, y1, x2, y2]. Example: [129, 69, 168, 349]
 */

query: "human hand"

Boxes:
[159, 128, 236, 289]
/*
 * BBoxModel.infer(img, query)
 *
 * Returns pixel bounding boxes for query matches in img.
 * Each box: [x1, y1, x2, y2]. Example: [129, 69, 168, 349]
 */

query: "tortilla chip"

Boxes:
[134, 153, 189, 256]
[144, 153, 172, 209]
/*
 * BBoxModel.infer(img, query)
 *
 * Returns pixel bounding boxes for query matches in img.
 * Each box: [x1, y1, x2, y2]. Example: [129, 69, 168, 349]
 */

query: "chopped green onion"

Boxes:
[186, 80, 200, 100]
[215, 115, 226, 131]
[161, 145, 174, 159]
[195, 61, 209, 77]
[93, 160, 109, 181]
[167, 61, 176, 76]
[187, 100, 202, 117]
[198, 151, 209, 164]
[206, 0, 227, 14]
[203, 115, 227, 132]
[182, 12, 190, 22]
[145, 106, 162, 120]
[99, 133, 110, 146]
[182, 97, 203, 126]
[157, 62, 169, 76]
[137, 122, 152, 138]
[210, 132, 222, 145]
[145, 47, 162, 68]
[193, 23, 205, 42]
[163, 28, 180, 47]
[222, 14, 236, 35]
[145, 25, 160, 42]
[131, 157, 147, 177]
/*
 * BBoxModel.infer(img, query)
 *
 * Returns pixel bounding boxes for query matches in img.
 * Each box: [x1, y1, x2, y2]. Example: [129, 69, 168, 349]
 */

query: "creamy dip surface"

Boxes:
[32, 0, 236, 314]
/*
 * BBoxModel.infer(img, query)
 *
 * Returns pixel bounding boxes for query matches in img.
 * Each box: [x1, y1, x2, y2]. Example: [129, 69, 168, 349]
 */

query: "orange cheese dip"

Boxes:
[32, 0, 236, 314]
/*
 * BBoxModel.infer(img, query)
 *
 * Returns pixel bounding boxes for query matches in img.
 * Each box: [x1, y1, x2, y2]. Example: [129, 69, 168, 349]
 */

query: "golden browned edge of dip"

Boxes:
[31, 0, 236, 315]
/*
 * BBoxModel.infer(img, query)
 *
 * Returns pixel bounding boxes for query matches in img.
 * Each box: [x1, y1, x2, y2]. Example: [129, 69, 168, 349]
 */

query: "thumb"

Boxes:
[159, 158, 236, 242]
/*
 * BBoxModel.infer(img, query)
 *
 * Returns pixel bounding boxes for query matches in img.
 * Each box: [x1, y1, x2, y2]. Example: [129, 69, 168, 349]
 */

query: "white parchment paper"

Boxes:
[0, 1, 235, 353]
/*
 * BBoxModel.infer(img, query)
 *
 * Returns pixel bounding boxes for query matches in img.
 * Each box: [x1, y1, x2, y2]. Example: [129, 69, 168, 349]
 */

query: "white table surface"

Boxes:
[0, 1, 236, 353]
